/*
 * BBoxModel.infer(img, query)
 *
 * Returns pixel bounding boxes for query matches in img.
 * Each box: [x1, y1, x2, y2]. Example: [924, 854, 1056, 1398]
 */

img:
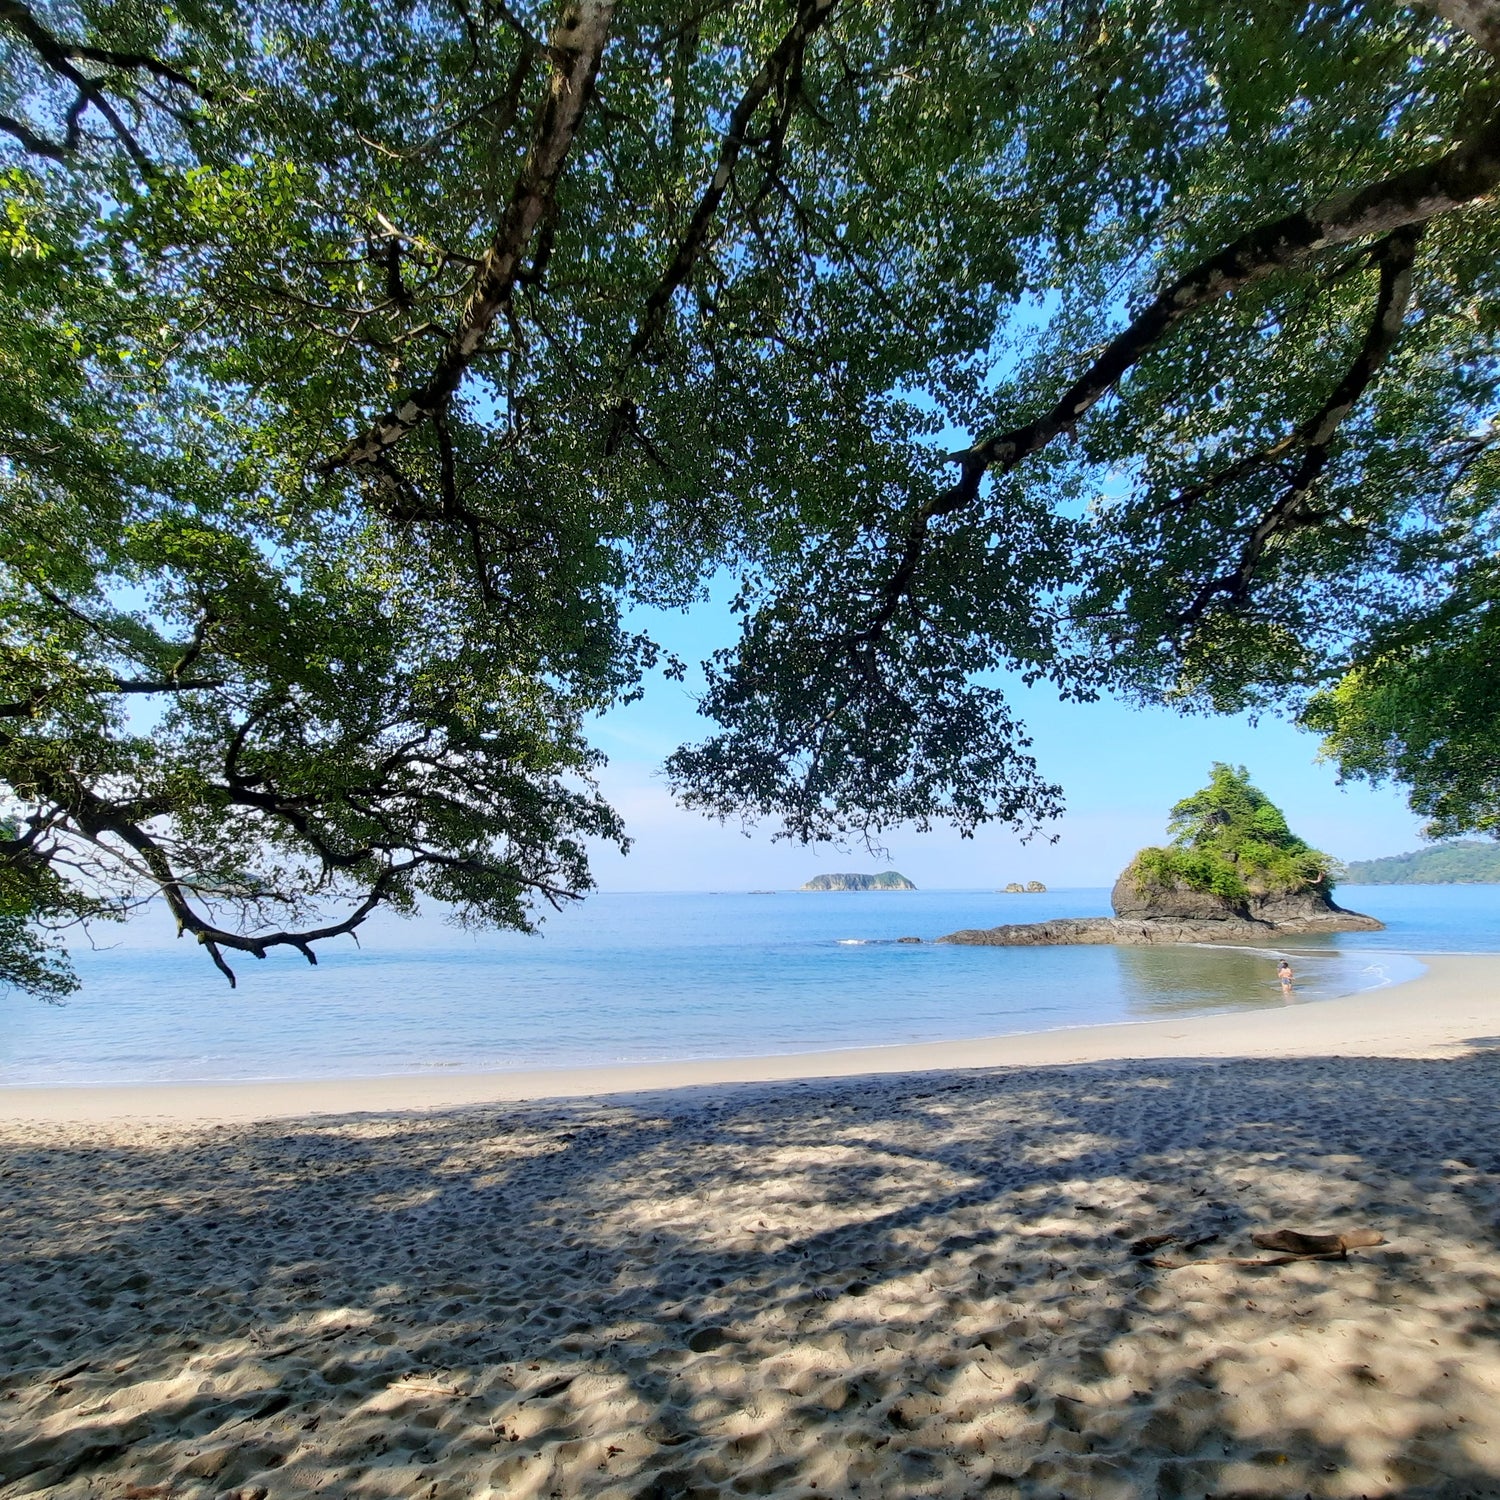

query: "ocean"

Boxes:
[1, 885, 1493, 1088]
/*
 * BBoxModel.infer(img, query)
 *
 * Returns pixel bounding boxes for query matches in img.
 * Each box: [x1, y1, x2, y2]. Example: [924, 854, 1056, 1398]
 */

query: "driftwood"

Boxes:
[1132, 1226, 1385, 1269]
[1250, 1227, 1385, 1256]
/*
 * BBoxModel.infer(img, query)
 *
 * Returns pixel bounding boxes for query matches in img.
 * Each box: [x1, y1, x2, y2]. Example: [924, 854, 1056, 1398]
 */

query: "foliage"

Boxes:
[1302, 567, 1500, 838]
[1344, 841, 1500, 884]
[1127, 764, 1335, 904]
[0, 818, 120, 997]
[0, 0, 1497, 991]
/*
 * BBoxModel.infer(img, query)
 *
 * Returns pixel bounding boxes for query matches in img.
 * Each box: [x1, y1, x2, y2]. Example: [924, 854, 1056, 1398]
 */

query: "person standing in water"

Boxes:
[1278, 959, 1295, 996]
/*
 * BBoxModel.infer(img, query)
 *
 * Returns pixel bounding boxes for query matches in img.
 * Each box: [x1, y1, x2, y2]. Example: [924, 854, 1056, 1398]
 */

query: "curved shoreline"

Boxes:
[1, 950, 1492, 1124]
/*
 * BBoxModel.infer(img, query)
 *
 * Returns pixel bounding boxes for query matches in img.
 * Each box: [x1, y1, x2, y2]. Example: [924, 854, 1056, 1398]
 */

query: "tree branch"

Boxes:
[0, 0, 192, 166]
[944, 112, 1500, 514]
[0, 111, 66, 160]
[1174, 224, 1422, 624]
[850, 107, 1500, 647]
[319, 0, 614, 472]
[108, 677, 227, 693]
[618, 0, 839, 374]
[0, 1, 202, 91]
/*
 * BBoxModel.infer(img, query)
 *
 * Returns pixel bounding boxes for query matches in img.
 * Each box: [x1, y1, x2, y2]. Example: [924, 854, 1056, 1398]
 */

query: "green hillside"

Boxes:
[1344, 842, 1500, 884]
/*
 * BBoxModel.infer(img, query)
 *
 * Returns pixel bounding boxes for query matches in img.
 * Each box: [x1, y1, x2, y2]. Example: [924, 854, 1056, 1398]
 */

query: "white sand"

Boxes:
[1, 954, 1497, 1498]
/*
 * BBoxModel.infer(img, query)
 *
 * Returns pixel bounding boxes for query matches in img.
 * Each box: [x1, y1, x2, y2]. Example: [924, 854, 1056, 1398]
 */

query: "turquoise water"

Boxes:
[0, 884, 1488, 1087]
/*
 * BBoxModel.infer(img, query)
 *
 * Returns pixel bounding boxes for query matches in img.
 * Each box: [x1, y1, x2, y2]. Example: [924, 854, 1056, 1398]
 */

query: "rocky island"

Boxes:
[801, 871, 916, 891]
[941, 764, 1381, 947]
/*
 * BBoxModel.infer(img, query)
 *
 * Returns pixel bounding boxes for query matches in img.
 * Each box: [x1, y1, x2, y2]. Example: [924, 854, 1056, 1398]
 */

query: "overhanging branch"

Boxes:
[0, 0, 204, 166]
[944, 112, 1500, 514]
[1175, 224, 1423, 625]
[852, 107, 1500, 645]
[319, 0, 614, 473]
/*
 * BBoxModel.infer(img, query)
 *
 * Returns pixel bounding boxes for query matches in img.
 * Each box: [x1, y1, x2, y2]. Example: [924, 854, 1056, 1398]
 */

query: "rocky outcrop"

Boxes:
[1001, 880, 1048, 893]
[942, 868, 1381, 946]
[1109, 868, 1380, 931]
[1108, 872, 1237, 923]
[801, 871, 916, 891]
[939, 908, 1381, 947]
[942, 917, 1221, 946]
[944, 765, 1383, 946]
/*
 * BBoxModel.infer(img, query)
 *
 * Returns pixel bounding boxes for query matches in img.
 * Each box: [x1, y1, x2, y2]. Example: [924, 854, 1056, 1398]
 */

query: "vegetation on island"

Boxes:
[1344, 843, 1500, 885]
[801, 872, 916, 892]
[1, 0, 1498, 993]
[1125, 765, 1336, 905]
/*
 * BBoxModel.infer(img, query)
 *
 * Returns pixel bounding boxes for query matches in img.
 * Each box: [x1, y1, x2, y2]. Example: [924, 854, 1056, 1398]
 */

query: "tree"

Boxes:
[1301, 565, 1500, 836]
[0, 0, 1497, 991]
[1125, 763, 1336, 905]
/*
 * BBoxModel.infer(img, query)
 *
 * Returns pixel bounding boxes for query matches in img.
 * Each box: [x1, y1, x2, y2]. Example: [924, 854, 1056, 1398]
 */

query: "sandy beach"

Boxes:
[2, 954, 1498, 1497]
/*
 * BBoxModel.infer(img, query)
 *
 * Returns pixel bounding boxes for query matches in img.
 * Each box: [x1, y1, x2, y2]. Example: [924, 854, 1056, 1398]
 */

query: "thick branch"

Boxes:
[0, 111, 65, 159]
[944, 111, 1500, 513]
[108, 677, 226, 693]
[1175, 224, 1422, 624]
[0, 0, 175, 165]
[849, 108, 1500, 646]
[320, 0, 614, 472]
[0, 1, 201, 91]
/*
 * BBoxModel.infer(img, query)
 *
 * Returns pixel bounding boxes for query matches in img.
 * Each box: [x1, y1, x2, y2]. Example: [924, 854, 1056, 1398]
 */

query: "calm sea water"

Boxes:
[1, 884, 1491, 1087]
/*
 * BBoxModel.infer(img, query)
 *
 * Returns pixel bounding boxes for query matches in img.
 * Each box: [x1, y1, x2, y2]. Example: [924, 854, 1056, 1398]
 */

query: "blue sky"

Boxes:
[581, 597, 1427, 892]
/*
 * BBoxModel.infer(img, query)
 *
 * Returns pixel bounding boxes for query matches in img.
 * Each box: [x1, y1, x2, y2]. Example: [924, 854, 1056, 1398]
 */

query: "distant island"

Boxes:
[801, 871, 916, 891]
[1345, 841, 1500, 884]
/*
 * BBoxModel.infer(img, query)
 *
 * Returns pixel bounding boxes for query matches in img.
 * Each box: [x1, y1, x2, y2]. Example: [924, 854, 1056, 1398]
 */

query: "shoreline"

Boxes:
[2, 949, 1493, 1124]
[4, 956, 1499, 1496]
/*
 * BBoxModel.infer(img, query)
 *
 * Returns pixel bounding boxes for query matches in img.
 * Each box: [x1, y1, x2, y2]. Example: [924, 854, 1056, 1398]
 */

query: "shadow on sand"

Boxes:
[3, 1048, 1500, 1498]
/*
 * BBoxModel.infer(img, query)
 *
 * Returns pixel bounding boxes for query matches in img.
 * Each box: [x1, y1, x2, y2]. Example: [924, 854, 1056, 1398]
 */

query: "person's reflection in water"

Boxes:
[1278, 958, 1295, 1000]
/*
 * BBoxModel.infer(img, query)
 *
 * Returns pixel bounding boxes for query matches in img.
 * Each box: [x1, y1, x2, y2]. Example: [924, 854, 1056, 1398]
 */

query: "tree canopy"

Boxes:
[1302, 566, 1500, 837]
[1127, 763, 1336, 904]
[0, 0, 1497, 991]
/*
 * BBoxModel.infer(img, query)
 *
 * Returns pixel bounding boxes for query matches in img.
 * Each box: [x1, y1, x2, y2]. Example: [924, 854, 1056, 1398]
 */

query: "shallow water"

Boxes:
[2, 884, 1474, 1087]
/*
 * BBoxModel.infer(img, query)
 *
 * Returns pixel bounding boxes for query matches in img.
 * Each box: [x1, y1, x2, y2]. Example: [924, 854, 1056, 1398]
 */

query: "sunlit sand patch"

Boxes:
[568, 1139, 984, 1247]
[4, 1055, 1500, 1498]
[1017, 1131, 1122, 1165]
